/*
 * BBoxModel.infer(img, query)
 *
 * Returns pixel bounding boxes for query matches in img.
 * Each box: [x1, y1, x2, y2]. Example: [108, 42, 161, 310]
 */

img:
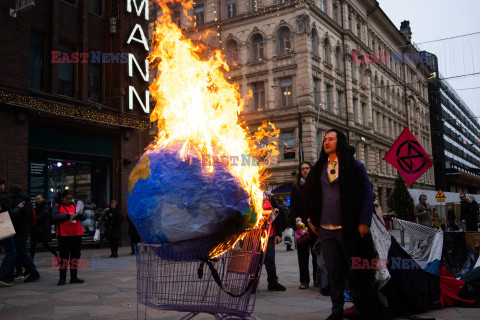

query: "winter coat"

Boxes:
[127, 214, 140, 239]
[467, 200, 479, 231]
[52, 203, 86, 237]
[105, 207, 124, 240]
[290, 185, 307, 228]
[97, 210, 107, 234]
[32, 200, 52, 242]
[0, 190, 10, 212]
[414, 202, 432, 227]
[9, 191, 33, 235]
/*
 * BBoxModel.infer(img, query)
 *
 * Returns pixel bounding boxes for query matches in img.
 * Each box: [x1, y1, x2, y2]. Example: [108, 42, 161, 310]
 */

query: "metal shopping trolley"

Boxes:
[136, 226, 269, 320]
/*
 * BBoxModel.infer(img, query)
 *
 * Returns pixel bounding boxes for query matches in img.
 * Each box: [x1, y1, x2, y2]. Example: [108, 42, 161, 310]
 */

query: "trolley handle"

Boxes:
[197, 256, 259, 298]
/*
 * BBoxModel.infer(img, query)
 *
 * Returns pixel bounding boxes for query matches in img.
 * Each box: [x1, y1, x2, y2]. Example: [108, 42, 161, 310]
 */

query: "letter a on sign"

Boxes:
[383, 127, 433, 186]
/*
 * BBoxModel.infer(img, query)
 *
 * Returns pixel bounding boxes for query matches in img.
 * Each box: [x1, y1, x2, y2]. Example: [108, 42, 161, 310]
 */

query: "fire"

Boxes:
[148, 0, 279, 256]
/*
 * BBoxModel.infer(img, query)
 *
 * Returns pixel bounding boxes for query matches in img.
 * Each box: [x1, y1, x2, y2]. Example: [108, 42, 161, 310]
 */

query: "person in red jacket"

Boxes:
[51, 190, 86, 286]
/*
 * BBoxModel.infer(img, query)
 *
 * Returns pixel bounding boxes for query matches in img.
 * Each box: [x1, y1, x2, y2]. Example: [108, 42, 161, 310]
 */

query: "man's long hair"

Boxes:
[312, 128, 354, 180]
[302, 129, 357, 224]
[293, 161, 313, 192]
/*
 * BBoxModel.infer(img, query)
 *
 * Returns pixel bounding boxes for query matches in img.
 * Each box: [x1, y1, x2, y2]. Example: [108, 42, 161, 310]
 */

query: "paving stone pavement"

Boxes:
[0, 235, 478, 320]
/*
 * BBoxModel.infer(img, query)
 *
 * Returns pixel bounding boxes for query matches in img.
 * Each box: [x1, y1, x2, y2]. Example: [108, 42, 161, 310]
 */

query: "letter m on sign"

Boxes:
[127, 0, 149, 20]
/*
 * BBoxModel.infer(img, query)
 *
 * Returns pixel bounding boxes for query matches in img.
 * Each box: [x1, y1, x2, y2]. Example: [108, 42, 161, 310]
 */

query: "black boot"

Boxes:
[70, 268, 84, 284]
[266, 266, 286, 291]
[58, 268, 67, 286]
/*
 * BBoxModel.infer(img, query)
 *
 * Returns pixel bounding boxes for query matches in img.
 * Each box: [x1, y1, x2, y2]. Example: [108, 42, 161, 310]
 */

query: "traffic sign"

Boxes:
[435, 189, 446, 202]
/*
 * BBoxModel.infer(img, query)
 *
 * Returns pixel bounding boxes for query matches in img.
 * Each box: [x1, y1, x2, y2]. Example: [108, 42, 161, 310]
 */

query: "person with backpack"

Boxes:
[30, 194, 58, 259]
[51, 190, 86, 285]
[7, 185, 41, 282]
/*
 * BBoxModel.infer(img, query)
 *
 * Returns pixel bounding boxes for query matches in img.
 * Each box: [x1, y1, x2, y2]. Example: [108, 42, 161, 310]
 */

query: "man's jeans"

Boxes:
[13, 234, 38, 275]
[0, 236, 16, 279]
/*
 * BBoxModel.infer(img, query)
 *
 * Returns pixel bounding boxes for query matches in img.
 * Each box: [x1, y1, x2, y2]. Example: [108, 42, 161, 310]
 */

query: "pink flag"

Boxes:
[383, 127, 433, 186]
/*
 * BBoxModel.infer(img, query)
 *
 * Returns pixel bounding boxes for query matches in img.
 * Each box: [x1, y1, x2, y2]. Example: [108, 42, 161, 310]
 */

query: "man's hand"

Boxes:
[358, 224, 370, 238]
[275, 236, 282, 244]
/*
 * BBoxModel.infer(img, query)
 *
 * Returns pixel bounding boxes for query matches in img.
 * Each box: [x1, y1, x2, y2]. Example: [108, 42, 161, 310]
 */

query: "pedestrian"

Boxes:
[460, 193, 476, 231]
[127, 213, 141, 255]
[105, 200, 124, 258]
[467, 196, 479, 231]
[96, 207, 108, 248]
[290, 161, 319, 289]
[447, 206, 459, 231]
[0, 179, 16, 287]
[414, 195, 432, 227]
[303, 129, 381, 320]
[263, 192, 286, 291]
[8, 185, 41, 282]
[30, 194, 58, 259]
[51, 190, 86, 285]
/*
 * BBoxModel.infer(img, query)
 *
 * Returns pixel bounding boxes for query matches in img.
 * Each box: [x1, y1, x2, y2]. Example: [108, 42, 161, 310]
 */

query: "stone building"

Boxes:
[156, 0, 435, 207]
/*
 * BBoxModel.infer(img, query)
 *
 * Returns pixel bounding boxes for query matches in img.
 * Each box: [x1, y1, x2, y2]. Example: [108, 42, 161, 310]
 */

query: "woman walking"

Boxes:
[51, 190, 86, 285]
[30, 194, 58, 259]
[290, 161, 318, 289]
[105, 200, 124, 258]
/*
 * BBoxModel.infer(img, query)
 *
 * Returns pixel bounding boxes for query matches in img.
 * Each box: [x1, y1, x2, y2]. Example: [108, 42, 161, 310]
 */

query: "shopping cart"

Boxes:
[136, 226, 269, 320]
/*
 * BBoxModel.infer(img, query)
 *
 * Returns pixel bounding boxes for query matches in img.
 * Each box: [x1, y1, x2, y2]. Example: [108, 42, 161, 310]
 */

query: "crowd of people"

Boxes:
[0, 180, 141, 287]
[1, 128, 480, 319]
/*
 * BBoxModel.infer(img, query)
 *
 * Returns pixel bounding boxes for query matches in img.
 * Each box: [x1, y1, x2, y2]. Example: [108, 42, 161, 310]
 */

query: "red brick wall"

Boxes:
[0, 106, 29, 190]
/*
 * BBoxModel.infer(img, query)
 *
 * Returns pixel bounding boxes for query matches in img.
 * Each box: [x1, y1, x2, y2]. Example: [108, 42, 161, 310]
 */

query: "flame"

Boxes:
[149, 0, 279, 256]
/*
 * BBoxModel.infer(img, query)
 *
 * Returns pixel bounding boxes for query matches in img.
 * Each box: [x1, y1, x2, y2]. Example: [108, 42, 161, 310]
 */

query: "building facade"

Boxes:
[0, 0, 151, 237]
[427, 53, 480, 193]
[166, 0, 435, 207]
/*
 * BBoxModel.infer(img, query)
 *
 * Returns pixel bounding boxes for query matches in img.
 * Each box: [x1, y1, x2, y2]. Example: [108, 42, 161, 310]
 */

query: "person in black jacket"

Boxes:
[30, 194, 58, 259]
[0, 179, 16, 286]
[290, 161, 318, 289]
[105, 200, 124, 258]
[8, 185, 41, 282]
[127, 214, 141, 255]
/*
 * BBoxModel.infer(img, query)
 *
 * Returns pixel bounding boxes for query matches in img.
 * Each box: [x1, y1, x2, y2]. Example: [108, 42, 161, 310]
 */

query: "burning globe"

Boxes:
[127, 0, 278, 259]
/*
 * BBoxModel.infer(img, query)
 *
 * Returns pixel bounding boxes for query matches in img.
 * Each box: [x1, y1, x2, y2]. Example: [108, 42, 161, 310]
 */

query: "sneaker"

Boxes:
[24, 273, 41, 283]
[70, 278, 85, 284]
[267, 282, 286, 291]
[299, 283, 309, 289]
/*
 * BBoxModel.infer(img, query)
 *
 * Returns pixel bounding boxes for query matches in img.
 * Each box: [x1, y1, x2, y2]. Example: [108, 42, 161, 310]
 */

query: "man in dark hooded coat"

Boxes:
[302, 129, 381, 320]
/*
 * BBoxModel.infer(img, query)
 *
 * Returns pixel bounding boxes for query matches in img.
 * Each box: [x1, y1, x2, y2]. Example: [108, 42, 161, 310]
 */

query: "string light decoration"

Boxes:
[0, 89, 150, 130]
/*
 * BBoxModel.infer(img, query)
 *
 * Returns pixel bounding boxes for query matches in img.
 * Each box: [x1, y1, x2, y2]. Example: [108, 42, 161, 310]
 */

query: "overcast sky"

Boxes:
[379, 0, 480, 117]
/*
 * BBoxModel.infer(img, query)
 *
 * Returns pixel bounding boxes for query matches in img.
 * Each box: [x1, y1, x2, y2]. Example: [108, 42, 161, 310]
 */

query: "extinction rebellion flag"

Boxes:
[383, 127, 433, 186]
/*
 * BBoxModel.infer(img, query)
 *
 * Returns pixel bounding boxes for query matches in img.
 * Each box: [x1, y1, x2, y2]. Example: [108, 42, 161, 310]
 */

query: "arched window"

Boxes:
[277, 27, 292, 55]
[311, 29, 318, 56]
[251, 33, 264, 62]
[324, 39, 330, 64]
[380, 80, 384, 99]
[225, 39, 238, 67]
[374, 77, 378, 95]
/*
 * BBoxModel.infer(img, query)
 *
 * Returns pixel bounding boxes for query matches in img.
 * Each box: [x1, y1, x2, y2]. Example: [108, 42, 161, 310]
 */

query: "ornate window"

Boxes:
[225, 39, 238, 67]
[251, 34, 264, 62]
[277, 27, 292, 55]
